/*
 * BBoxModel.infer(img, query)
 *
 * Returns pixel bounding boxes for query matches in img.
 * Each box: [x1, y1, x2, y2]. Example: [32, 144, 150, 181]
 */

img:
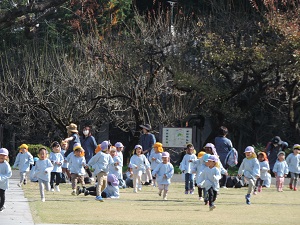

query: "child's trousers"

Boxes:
[96, 171, 107, 196]
[247, 178, 255, 194]
[0, 189, 5, 208]
[207, 187, 217, 207]
[38, 179, 50, 199]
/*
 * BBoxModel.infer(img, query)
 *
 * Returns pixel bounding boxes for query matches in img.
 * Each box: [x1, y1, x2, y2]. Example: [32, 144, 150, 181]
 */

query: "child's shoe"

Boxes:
[258, 186, 262, 192]
[41, 198, 45, 202]
[76, 186, 82, 195]
[51, 188, 55, 192]
[17, 183, 22, 187]
[163, 196, 168, 201]
[294, 187, 298, 191]
[184, 190, 188, 194]
[55, 185, 60, 192]
[189, 189, 194, 194]
[0, 206, 5, 212]
[71, 189, 76, 195]
[289, 183, 293, 190]
[158, 190, 162, 196]
[199, 197, 203, 201]
[245, 194, 251, 205]
[95, 196, 104, 202]
[253, 191, 257, 195]
[209, 204, 216, 211]
[23, 179, 27, 185]
[133, 188, 137, 193]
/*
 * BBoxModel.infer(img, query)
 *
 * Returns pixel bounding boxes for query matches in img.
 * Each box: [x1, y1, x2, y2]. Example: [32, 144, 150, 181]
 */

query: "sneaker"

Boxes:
[221, 186, 227, 189]
[205, 200, 209, 205]
[84, 190, 90, 196]
[209, 205, 216, 211]
[245, 194, 251, 205]
[41, 198, 45, 202]
[17, 183, 21, 187]
[253, 191, 257, 195]
[76, 186, 81, 195]
[163, 196, 167, 201]
[158, 191, 162, 196]
[199, 197, 203, 201]
[138, 187, 142, 191]
[2, 205, 6, 209]
[71, 190, 76, 195]
[95, 196, 104, 202]
[294, 187, 298, 191]
[185, 190, 188, 194]
[23, 179, 27, 185]
[258, 186, 262, 192]
[51, 188, 55, 192]
[133, 188, 137, 193]
[144, 182, 150, 185]
[0, 207, 4, 212]
[289, 184, 293, 190]
[89, 177, 95, 182]
[189, 189, 194, 194]
[55, 185, 60, 192]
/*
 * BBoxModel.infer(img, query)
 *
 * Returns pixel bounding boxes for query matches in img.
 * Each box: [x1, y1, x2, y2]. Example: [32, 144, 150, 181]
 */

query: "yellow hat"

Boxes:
[197, 151, 205, 159]
[19, 144, 28, 150]
[153, 142, 163, 153]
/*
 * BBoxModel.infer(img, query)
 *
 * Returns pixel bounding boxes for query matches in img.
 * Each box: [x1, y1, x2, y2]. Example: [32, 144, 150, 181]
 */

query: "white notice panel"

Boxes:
[162, 127, 193, 147]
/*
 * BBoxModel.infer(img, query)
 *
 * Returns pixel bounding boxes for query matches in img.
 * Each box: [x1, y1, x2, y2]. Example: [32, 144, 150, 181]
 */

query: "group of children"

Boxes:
[0, 137, 299, 212]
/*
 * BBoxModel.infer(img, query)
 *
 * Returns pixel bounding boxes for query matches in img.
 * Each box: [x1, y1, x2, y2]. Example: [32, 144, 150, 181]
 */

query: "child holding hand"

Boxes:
[0, 148, 12, 212]
[34, 148, 53, 202]
[238, 146, 260, 205]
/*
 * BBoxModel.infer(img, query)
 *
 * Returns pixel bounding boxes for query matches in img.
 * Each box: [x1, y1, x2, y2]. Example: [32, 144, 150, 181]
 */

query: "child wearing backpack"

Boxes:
[238, 146, 260, 205]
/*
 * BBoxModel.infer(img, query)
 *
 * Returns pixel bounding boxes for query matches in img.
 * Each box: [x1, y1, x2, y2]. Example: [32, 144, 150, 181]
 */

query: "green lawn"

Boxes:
[23, 181, 300, 225]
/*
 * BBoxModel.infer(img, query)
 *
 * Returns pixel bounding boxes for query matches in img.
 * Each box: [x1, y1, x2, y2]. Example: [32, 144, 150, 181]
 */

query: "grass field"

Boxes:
[23, 180, 300, 225]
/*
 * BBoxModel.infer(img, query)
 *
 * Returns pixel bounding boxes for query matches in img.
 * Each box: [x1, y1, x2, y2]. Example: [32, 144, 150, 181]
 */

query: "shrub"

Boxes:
[26, 144, 51, 157]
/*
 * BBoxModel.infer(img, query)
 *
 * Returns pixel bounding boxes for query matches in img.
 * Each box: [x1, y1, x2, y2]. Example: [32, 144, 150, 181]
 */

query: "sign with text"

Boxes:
[162, 127, 193, 147]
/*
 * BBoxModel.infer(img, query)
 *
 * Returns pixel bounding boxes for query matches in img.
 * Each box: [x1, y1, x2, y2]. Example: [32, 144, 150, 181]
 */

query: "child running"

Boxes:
[192, 151, 206, 201]
[198, 155, 221, 211]
[34, 148, 53, 202]
[180, 143, 197, 194]
[286, 144, 300, 191]
[49, 141, 64, 192]
[149, 142, 163, 187]
[0, 148, 12, 212]
[129, 145, 150, 193]
[13, 144, 34, 187]
[87, 141, 114, 202]
[152, 152, 174, 200]
[67, 143, 86, 196]
[238, 146, 260, 205]
[253, 152, 270, 194]
[273, 151, 289, 192]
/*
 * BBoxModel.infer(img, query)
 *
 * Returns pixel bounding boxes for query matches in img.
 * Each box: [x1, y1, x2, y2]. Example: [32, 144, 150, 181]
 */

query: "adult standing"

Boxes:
[80, 126, 97, 163]
[264, 136, 288, 173]
[63, 123, 81, 158]
[139, 124, 156, 185]
[214, 126, 233, 167]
